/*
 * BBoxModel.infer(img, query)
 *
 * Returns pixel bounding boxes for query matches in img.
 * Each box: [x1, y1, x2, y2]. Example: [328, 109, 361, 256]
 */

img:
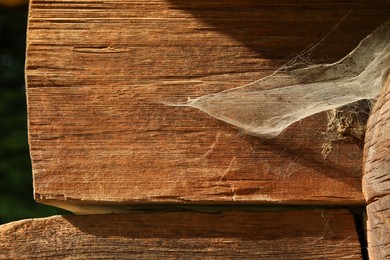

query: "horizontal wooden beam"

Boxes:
[0, 210, 362, 258]
[26, 0, 390, 208]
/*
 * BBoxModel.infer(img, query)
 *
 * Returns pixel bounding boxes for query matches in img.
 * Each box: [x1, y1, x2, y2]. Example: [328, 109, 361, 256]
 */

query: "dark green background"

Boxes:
[0, 5, 67, 224]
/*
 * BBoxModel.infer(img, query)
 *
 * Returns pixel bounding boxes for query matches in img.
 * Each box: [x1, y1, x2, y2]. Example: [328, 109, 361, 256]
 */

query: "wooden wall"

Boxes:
[1, 0, 389, 258]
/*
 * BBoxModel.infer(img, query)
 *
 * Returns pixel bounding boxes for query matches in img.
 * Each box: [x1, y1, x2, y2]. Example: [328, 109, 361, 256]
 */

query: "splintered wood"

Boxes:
[0, 210, 362, 259]
[26, 0, 390, 210]
[363, 75, 390, 259]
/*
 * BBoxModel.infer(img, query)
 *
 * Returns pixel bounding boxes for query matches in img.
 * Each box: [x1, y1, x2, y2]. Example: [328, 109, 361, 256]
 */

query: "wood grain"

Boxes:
[363, 75, 390, 203]
[363, 73, 390, 259]
[366, 197, 390, 260]
[0, 210, 362, 259]
[26, 0, 390, 209]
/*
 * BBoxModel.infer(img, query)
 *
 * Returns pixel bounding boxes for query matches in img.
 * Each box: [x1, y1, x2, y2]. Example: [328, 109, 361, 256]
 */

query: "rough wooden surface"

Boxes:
[26, 0, 390, 209]
[366, 197, 390, 260]
[0, 210, 362, 259]
[363, 74, 390, 259]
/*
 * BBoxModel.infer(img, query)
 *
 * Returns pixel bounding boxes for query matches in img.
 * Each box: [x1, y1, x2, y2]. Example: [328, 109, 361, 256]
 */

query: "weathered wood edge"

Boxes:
[363, 75, 390, 202]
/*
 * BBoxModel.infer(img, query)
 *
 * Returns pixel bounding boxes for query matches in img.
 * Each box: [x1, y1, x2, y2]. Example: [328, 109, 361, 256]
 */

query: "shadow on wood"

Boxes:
[168, 0, 390, 61]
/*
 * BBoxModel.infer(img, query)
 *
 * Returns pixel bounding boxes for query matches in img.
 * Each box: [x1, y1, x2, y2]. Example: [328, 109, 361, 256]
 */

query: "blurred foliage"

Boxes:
[0, 5, 68, 224]
[0, 0, 28, 8]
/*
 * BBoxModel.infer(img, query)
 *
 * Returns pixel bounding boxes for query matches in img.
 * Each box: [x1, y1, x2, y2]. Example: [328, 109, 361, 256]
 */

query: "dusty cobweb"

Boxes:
[164, 21, 390, 158]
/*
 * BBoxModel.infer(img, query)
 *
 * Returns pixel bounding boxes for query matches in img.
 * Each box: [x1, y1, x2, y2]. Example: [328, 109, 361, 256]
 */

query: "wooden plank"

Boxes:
[26, 0, 390, 208]
[0, 210, 362, 259]
[363, 72, 390, 259]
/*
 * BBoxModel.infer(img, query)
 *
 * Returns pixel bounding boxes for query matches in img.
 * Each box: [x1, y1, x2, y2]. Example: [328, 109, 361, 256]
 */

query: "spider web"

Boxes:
[165, 21, 390, 139]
